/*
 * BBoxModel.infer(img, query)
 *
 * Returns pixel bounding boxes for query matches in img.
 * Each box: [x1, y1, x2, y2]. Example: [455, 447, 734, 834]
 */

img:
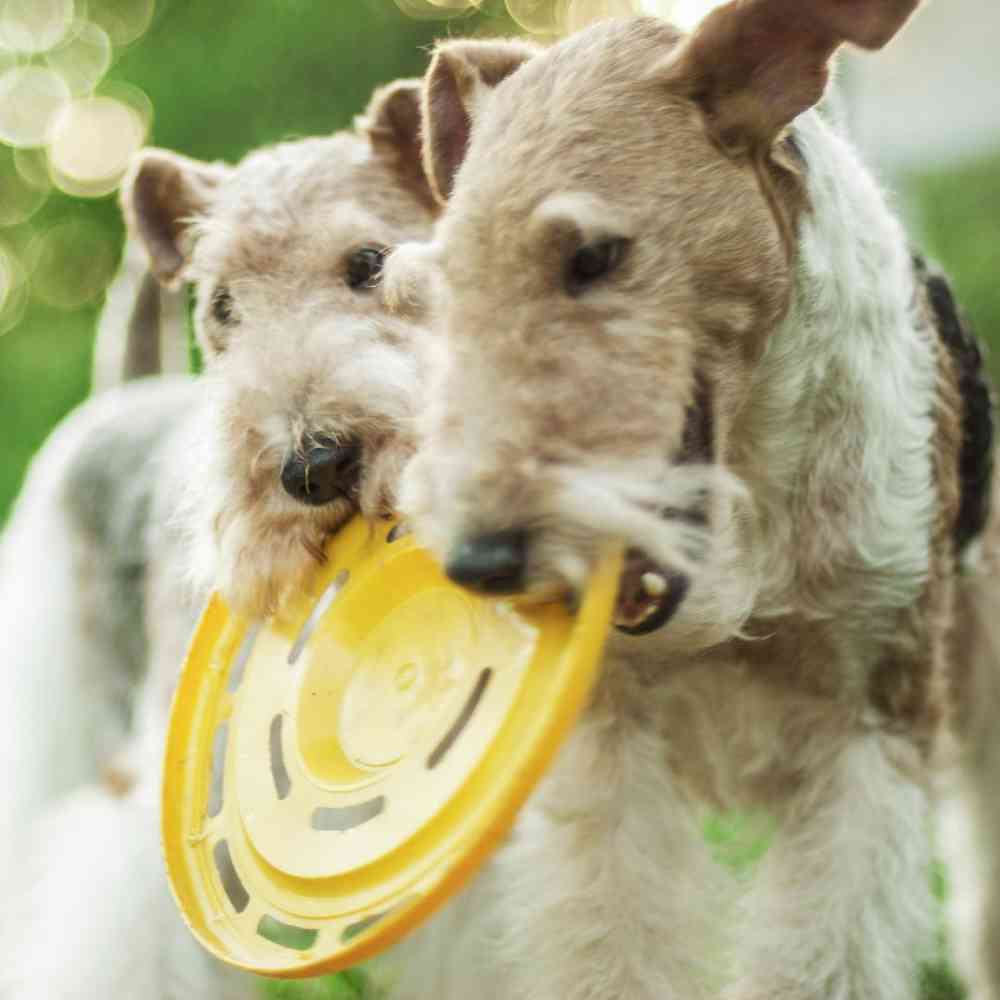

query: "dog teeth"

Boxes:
[640, 571, 667, 597]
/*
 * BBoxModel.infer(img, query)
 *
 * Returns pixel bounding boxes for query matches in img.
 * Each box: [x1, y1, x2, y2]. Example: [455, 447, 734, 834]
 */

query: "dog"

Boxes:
[385, 5, 998, 998]
[0, 77, 436, 999]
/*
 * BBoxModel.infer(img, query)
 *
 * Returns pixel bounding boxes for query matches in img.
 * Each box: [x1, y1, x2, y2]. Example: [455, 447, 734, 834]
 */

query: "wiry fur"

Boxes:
[126, 118, 436, 616]
[0, 84, 436, 999]
[391, 9, 983, 998]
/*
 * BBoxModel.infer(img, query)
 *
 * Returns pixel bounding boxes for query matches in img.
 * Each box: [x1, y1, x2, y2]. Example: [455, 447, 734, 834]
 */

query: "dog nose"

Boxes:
[280, 437, 361, 507]
[445, 530, 528, 594]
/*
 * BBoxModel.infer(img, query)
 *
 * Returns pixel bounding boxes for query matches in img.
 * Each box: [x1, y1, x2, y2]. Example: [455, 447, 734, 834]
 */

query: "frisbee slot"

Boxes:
[257, 915, 318, 951]
[342, 909, 389, 943]
[213, 840, 249, 914]
[427, 668, 492, 770]
[227, 624, 260, 693]
[207, 722, 227, 818]
[288, 570, 349, 665]
[311, 795, 385, 832]
[269, 714, 292, 800]
[387, 521, 411, 543]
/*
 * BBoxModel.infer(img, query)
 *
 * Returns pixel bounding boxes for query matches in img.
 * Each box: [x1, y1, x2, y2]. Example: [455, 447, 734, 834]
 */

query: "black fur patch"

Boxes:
[913, 254, 995, 555]
[678, 370, 714, 466]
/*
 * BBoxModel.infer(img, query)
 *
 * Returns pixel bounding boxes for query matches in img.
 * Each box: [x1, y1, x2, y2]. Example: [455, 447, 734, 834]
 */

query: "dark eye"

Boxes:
[346, 246, 387, 290]
[211, 285, 236, 325]
[565, 238, 630, 296]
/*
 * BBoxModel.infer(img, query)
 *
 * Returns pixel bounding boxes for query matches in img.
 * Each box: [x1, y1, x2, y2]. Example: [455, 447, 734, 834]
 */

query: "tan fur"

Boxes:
[392, 5, 980, 997]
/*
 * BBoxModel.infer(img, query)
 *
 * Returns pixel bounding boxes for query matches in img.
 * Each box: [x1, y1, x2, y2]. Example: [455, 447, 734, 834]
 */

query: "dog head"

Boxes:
[400, 3, 919, 641]
[123, 80, 437, 615]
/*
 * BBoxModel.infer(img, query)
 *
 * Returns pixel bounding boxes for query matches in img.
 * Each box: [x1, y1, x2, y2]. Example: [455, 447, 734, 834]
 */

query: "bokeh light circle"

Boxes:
[0, 241, 29, 334]
[557, 0, 642, 32]
[28, 216, 117, 310]
[636, 0, 726, 28]
[389, 0, 725, 33]
[0, 65, 70, 147]
[45, 20, 113, 96]
[0, 0, 75, 54]
[0, 146, 48, 226]
[86, 0, 156, 47]
[13, 146, 52, 192]
[392, 0, 480, 20]
[505, 0, 567, 33]
[98, 79, 154, 133]
[47, 95, 148, 197]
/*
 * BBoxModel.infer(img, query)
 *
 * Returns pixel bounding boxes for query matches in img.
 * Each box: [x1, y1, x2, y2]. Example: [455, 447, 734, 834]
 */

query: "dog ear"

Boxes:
[422, 38, 539, 204]
[662, 0, 920, 153]
[360, 78, 437, 210]
[120, 149, 228, 288]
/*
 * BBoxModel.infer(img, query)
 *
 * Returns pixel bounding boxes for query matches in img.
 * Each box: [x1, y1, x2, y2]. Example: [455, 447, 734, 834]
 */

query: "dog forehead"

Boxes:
[446, 18, 708, 248]
[222, 133, 421, 229]
[197, 134, 430, 281]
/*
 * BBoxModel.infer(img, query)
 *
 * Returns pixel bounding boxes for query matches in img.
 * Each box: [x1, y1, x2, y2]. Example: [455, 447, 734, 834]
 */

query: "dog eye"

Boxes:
[565, 238, 630, 296]
[346, 246, 387, 291]
[211, 285, 237, 325]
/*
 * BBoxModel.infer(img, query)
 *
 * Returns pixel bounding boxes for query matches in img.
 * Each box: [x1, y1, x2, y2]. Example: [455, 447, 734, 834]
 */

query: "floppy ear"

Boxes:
[360, 78, 437, 210]
[662, 0, 920, 153]
[120, 149, 228, 288]
[422, 38, 539, 204]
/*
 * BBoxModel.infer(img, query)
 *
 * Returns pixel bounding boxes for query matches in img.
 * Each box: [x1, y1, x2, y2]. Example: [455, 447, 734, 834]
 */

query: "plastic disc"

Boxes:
[162, 516, 621, 978]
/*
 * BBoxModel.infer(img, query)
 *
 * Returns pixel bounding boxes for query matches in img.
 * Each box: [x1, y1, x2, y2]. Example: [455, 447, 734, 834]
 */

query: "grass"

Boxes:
[263, 969, 373, 999]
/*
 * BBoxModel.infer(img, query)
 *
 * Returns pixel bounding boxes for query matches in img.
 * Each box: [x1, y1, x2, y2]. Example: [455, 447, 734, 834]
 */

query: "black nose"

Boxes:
[280, 437, 361, 507]
[445, 530, 528, 594]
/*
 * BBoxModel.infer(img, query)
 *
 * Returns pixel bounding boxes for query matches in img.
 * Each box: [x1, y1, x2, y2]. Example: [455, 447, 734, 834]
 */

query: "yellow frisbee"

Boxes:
[162, 516, 620, 979]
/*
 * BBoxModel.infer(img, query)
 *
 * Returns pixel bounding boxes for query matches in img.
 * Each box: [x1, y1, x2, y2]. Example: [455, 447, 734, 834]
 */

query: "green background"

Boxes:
[0, 2, 995, 997]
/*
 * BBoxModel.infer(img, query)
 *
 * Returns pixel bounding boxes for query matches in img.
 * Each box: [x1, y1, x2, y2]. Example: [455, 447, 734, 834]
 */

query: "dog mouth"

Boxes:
[612, 548, 690, 636]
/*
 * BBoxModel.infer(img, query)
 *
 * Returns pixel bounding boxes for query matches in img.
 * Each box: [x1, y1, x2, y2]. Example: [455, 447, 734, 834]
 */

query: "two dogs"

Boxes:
[3, 2, 997, 998]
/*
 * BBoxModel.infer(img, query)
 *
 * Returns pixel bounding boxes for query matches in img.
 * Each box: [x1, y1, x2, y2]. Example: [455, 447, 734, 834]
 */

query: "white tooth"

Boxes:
[640, 571, 667, 597]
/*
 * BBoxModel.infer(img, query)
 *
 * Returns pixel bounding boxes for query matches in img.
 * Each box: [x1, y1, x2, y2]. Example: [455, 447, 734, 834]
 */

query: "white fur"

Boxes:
[742, 112, 938, 627]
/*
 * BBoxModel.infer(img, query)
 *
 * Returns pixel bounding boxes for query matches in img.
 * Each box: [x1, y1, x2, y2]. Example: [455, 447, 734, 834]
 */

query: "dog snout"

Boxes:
[444, 530, 529, 595]
[280, 437, 361, 507]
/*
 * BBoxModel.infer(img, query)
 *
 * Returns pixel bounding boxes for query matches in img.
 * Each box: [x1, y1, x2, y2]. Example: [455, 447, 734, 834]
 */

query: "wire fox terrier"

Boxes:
[391, 4, 998, 998]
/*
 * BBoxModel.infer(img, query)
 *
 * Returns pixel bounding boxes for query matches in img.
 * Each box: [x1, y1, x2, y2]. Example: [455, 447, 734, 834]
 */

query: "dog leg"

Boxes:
[729, 730, 934, 1000]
